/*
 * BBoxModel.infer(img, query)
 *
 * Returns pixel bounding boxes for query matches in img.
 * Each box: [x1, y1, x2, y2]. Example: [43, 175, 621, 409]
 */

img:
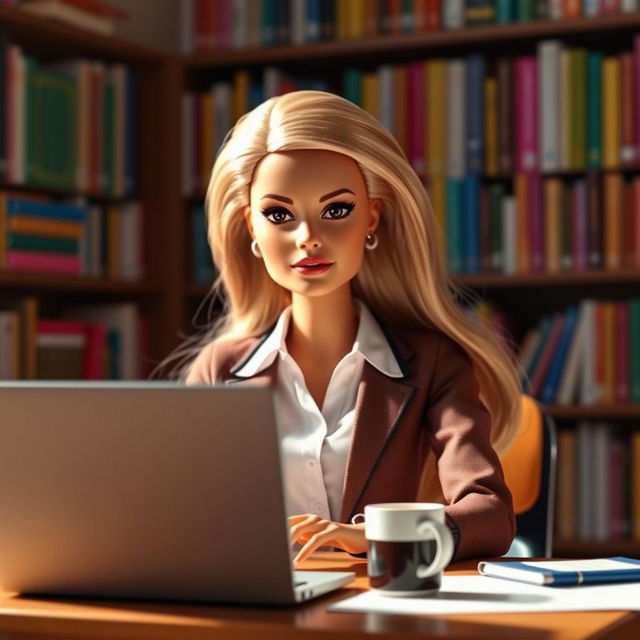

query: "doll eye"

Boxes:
[321, 201, 355, 220]
[261, 207, 294, 225]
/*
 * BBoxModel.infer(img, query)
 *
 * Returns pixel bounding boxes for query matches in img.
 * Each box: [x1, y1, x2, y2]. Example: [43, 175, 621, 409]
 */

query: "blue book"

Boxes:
[192, 207, 216, 284]
[478, 557, 640, 587]
[306, 0, 321, 42]
[446, 178, 463, 274]
[496, 0, 514, 23]
[540, 306, 578, 404]
[7, 198, 85, 221]
[465, 55, 485, 175]
[463, 174, 480, 274]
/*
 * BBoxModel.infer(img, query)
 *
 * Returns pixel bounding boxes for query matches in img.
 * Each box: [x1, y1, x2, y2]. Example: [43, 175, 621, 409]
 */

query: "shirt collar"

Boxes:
[233, 300, 403, 379]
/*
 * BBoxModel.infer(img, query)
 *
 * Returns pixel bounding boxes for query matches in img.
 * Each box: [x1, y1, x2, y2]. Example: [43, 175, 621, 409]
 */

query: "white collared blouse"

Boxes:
[232, 300, 403, 521]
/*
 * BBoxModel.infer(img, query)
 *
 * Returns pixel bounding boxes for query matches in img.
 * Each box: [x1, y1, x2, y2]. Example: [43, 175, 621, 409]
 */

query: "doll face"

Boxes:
[245, 149, 380, 299]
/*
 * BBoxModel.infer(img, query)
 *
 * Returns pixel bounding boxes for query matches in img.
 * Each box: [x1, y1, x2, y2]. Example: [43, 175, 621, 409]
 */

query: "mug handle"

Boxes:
[415, 520, 455, 579]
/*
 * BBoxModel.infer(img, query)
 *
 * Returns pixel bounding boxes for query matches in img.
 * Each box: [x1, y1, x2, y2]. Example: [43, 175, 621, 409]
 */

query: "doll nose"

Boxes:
[296, 222, 322, 250]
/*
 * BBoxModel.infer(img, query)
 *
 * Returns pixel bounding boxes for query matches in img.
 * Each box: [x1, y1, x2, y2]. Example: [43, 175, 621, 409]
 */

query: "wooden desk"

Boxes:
[0, 553, 637, 640]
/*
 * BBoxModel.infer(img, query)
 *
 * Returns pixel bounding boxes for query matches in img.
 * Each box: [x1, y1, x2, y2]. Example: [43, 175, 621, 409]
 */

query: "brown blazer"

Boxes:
[186, 324, 515, 561]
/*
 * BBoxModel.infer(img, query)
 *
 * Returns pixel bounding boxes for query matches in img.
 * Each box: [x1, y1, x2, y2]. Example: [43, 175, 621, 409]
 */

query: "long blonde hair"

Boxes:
[175, 90, 521, 465]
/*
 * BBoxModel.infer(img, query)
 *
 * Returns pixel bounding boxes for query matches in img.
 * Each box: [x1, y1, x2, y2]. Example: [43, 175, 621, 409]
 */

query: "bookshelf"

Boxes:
[0, 6, 181, 378]
[176, 6, 640, 557]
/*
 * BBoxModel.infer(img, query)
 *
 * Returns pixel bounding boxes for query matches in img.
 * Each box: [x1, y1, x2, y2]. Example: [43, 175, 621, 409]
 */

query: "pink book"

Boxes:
[407, 61, 426, 179]
[7, 250, 82, 275]
[83, 323, 107, 379]
[572, 179, 588, 271]
[634, 35, 640, 162]
[530, 313, 566, 399]
[615, 301, 630, 403]
[515, 57, 539, 174]
[37, 319, 85, 334]
[601, 0, 621, 13]
[528, 173, 544, 273]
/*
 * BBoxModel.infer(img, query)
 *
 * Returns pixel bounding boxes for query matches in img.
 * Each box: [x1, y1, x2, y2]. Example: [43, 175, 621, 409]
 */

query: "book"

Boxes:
[20, 0, 125, 35]
[478, 557, 640, 587]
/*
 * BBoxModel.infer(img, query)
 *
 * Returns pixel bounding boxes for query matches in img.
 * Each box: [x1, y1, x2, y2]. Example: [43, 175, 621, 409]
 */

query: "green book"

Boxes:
[496, 0, 514, 23]
[587, 51, 603, 169]
[517, 0, 535, 21]
[630, 298, 640, 403]
[342, 69, 362, 107]
[25, 58, 77, 190]
[7, 234, 79, 254]
[446, 178, 463, 274]
[572, 49, 587, 170]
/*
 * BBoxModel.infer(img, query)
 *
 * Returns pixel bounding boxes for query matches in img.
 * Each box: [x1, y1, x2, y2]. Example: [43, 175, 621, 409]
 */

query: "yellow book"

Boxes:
[8, 217, 84, 239]
[604, 172, 622, 270]
[362, 72, 379, 120]
[602, 301, 615, 404]
[633, 431, 640, 541]
[336, 0, 348, 40]
[544, 178, 562, 273]
[602, 56, 621, 170]
[427, 60, 446, 177]
[233, 70, 250, 122]
[555, 430, 576, 540]
[201, 92, 214, 194]
[350, 0, 365, 39]
[484, 77, 498, 176]
[560, 49, 571, 170]
[515, 173, 530, 273]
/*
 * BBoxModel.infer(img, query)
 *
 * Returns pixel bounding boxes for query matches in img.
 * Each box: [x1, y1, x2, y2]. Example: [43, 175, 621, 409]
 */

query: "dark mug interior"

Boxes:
[367, 538, 441, 593]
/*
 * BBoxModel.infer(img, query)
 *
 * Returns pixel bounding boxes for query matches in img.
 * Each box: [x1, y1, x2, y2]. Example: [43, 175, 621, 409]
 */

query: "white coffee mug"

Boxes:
[364, 503, 454, 596]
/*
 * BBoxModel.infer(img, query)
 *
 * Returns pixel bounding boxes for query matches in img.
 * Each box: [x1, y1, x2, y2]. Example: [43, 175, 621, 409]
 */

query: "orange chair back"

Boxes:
[500, 395, 543, 515]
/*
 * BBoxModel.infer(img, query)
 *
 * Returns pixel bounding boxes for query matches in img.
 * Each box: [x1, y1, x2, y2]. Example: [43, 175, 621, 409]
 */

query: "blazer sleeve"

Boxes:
[184, 341, 218, 384]
[425, 336, 515, 560]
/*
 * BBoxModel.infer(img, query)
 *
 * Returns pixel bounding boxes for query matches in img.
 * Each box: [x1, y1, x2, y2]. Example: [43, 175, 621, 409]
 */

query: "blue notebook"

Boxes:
[477, 557, 640, 587]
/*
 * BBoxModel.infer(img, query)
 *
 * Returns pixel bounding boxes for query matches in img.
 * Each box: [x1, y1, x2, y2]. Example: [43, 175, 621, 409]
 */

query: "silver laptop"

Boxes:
[0, 382, 354, 605]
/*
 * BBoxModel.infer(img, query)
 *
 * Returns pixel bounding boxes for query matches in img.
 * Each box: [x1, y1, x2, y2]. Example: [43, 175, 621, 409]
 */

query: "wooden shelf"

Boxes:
[183, 12, 640, 69]
[545, 405, 640, 419]
[0, 6, 162, 65]
[554, 539, 640, 558]
[0, 271, 161, 296]
[454, 269, 640, 288]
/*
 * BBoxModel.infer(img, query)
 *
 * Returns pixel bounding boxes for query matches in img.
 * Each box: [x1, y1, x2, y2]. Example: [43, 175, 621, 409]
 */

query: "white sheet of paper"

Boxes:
[328, 575, 640, 615]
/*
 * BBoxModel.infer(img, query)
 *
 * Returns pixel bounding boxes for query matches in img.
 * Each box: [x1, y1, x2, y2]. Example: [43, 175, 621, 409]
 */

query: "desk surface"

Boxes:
[0, 553, 637, 640]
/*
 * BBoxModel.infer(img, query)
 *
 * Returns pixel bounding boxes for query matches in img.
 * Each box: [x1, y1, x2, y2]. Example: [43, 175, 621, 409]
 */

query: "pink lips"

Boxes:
[291, 256, 334, 275]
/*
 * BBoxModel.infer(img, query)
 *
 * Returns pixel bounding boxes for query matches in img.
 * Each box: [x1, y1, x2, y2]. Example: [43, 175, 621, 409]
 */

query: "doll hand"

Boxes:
[288, 514, 367, 565]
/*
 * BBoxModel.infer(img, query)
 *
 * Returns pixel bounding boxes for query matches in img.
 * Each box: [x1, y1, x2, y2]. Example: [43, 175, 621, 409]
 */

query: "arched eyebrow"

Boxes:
[319, 188, 355, 202]
[260, 189, 355, 204]
[260, 194, 294, 204]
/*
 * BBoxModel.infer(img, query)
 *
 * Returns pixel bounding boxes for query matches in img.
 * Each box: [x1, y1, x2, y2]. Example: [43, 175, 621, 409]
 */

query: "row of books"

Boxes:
[0, 193, 145, 279]
[518, 299, 640, 406]
[0, 296, 147, 379]
[191, 206, 217, 285]
[445, 173, 640, 276]
[181, 36, 640, 197]
[0, 36, 138, 196]
[181, 0, 640, 53]
[555, 425, 640, 542]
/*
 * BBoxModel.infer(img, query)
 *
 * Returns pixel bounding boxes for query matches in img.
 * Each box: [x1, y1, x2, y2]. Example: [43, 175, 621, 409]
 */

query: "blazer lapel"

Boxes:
[224, 360, 278, 388]
[340, 361, 415, 523]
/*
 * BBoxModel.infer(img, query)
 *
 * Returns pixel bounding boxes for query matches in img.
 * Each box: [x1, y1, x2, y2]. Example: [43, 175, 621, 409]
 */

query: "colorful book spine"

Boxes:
[6, 250, 82, 275]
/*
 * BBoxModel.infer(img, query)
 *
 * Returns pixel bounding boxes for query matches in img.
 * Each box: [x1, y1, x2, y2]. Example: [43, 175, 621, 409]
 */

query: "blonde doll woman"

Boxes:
[185, 90, 521, 564]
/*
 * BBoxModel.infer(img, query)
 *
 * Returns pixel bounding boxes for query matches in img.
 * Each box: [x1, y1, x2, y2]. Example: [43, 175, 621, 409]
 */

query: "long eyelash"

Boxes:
[326, 201, 356, 214]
